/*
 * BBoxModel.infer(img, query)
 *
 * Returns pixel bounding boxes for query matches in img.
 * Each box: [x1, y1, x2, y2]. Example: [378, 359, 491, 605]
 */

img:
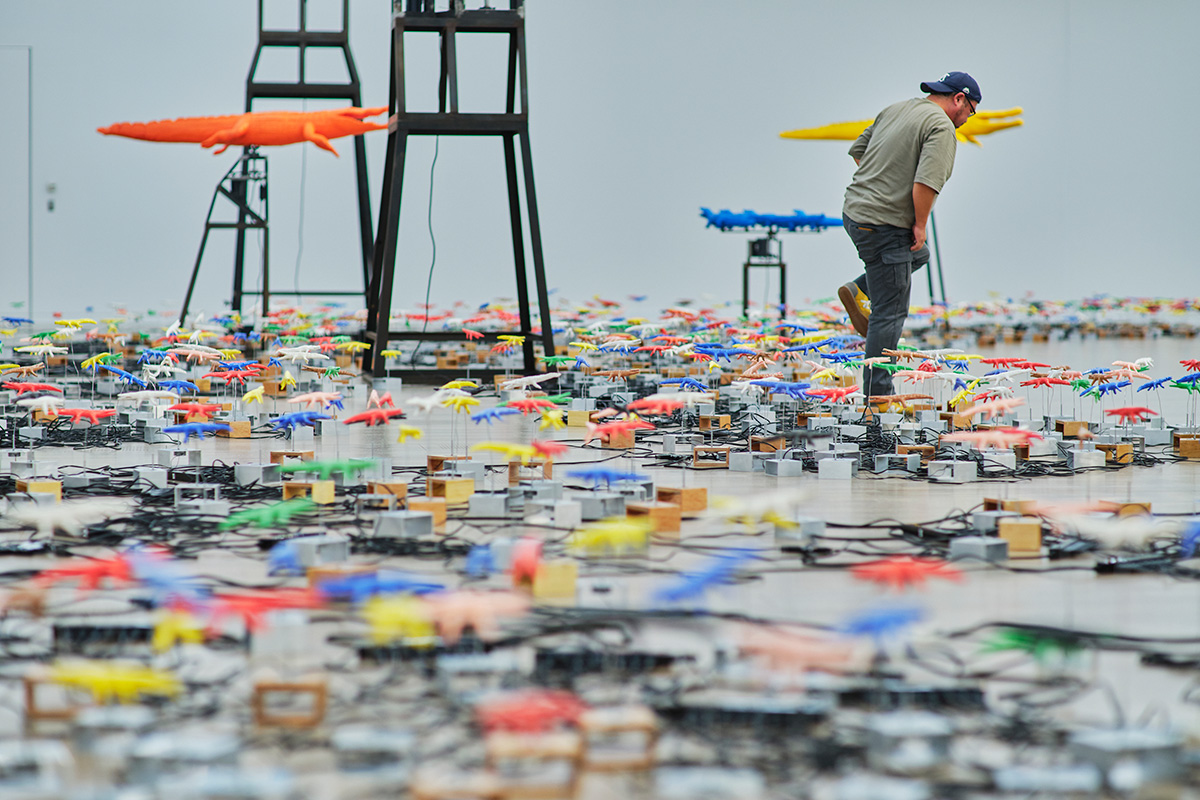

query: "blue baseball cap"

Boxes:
[920, 71, 981, 103]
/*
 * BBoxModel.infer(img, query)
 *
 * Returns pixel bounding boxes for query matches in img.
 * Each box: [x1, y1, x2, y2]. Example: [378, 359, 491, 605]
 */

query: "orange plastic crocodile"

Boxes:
[98, 106, 388, 156]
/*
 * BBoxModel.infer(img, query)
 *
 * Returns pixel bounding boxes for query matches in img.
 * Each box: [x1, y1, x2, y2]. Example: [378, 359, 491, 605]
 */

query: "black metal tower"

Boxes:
[240, 0, 376, 311]
[742, 232, 786, 318]
[364, 0, 555, 377]
[179, 149, 269, 327]
[181, 0, 375, 323]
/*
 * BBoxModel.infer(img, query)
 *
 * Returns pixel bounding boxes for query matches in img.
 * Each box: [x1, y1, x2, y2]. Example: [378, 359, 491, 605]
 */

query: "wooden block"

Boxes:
[533, 560, 578, 601]
[983, 497, 1039, 514]
[408, 497, 448, 528]
[368, 481, 409, 503]
[656, 486, 707, 515]
[1055, 419, 1090, 439]
[485, 730, 582, 798]
[47, 355, 67, 367]
[216, 419, 252, 438]
[508, 460, 552, 484]
[939, 411, 973, 430]
[283, 481, 311, 500]
[1176, 436, 1200, 459]
[750, 435, 784, 453]
[697, 414, 731, 431]
[16, 479, 62, 501]
[578, 705, 658, 771]
[1095, 442, 1133, 464]
[436, 354, 460, 370]
[427, 454, 468, 474]
[23, 671, 86, 723]
[626, 501, 682, 536]
[311, 480, 337, 505]
[283, 480, 335, 503]
[195, 378, 212, 394]
[897, 444, 935, 465]
[3, 587, 45, 617]
[566, 410, 594, 428]
[270, 450, 315, 464]
[307, 563, 376, 589]
[603, 429, 636, 449]
[427, 477, 474, 505]
[997, 516, 1042, 555]
[251, 677, 328, 729]
[692, 445, 731, 469]
[1097, 500, 1152, 517]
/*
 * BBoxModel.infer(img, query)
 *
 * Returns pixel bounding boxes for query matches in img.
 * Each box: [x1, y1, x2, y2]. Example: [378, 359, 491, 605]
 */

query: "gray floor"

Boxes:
[4, 332, 1200, 797]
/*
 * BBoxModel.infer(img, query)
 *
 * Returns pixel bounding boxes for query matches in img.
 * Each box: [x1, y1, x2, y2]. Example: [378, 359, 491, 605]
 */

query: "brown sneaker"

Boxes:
[838, 281, 870, 336]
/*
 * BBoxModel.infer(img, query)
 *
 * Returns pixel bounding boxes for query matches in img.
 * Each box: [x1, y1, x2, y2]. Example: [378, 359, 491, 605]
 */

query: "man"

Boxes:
[838, 71, 980, 397]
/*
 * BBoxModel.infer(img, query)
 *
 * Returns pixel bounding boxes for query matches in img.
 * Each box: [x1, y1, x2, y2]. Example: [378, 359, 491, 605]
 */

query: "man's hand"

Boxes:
[911, 182, 938, 252]
[911, 223, 926, 251]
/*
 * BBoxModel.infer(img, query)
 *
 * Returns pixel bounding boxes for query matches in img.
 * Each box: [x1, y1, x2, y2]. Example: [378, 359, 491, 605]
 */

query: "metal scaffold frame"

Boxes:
[364, 0, 555, 378]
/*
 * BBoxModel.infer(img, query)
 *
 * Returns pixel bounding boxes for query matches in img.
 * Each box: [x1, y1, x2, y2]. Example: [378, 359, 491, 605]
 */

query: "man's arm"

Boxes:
[848, 123, 873, 164]
[911, 182, 938, 251]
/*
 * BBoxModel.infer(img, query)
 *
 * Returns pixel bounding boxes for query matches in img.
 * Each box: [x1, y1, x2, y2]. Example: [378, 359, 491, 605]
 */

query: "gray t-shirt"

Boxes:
[842, 97, 957, 229]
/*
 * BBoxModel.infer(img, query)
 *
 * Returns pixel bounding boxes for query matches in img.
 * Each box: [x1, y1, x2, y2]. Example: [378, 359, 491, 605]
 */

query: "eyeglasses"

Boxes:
[960, 94, 977, 116]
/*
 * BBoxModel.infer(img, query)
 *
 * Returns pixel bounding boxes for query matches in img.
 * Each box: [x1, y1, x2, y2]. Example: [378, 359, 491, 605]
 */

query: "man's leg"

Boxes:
[842, 219, 919, 397]
[840, 216, 874, 336]
[852, 243, 925, 295]
[862, 242, 918, 396]
[838, 275, 870, 336]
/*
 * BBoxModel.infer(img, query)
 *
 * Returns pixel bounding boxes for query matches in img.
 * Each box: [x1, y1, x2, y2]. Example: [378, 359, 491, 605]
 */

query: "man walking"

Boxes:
[838, 71, 980, 396]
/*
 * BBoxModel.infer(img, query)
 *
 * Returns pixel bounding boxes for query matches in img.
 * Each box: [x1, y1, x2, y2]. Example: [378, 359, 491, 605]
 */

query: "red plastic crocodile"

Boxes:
[98, 106, 388, 156]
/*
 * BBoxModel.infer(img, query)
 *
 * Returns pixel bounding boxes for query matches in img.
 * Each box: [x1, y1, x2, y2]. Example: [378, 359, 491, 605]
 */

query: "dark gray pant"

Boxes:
[843, 214, 930, 396]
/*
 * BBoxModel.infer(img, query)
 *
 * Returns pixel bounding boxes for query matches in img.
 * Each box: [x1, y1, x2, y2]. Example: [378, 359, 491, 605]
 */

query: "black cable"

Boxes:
[294, 98, 308, 294]
[410, 135, 441, 367]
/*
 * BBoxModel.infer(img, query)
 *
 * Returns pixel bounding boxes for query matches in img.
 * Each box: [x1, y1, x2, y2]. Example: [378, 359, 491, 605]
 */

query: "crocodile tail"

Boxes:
[97, 115, 242, 144]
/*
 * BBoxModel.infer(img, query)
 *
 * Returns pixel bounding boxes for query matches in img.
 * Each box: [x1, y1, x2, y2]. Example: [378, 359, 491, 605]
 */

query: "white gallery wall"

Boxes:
[0, 0, 1197, 319]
